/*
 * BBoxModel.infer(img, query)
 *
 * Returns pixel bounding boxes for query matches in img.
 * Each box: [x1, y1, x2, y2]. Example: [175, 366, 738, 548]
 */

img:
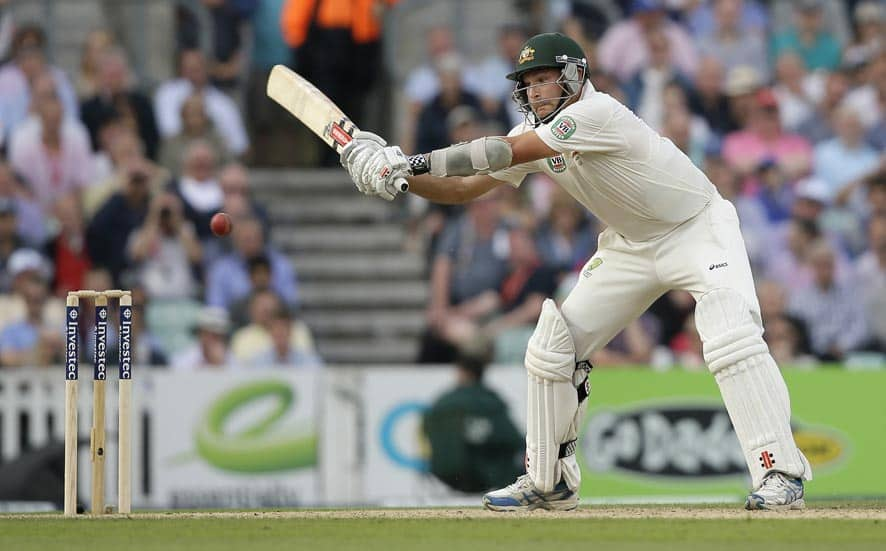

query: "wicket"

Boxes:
[64, 289, 133, 517]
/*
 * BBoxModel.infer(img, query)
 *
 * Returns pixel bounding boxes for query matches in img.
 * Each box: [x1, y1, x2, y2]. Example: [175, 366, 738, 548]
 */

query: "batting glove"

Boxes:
[340, 130, 386, 196]
[367, 146, 411, 201]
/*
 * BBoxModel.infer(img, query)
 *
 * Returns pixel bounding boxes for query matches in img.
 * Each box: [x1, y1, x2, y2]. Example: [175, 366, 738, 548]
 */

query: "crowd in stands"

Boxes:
[0, 0, 882, 371]
[0, 15, 320, 370]
[407, 0, 885, 368]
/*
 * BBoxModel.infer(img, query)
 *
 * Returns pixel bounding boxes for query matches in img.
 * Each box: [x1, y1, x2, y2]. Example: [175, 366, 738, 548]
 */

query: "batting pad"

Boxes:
[695, 289, 812, 490]
[525, 299, 582, 493]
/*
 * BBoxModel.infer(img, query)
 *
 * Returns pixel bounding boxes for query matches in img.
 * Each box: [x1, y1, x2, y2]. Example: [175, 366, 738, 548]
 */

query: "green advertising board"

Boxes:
[577, 369, 886, 500]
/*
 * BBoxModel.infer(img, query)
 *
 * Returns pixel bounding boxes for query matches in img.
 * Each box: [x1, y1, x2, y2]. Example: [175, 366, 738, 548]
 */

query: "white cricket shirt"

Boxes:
[490, 86, 715, 242]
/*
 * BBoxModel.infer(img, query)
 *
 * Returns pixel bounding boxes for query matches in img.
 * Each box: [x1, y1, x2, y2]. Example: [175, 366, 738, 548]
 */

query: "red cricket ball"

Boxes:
[210, 212, 232, 237]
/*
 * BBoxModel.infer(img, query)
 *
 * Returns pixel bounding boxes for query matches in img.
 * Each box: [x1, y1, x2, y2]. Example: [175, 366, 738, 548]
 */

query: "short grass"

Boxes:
[2, 506, 885, 551]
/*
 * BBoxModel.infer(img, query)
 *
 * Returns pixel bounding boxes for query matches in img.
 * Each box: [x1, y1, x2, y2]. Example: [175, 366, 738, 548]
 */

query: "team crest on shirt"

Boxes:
[546, 154, 567, 173]
[551, 115, 577, 140]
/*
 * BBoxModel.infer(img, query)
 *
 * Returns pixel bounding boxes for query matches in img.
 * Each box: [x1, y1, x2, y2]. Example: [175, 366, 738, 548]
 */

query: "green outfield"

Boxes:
[3, 504, 886, 551]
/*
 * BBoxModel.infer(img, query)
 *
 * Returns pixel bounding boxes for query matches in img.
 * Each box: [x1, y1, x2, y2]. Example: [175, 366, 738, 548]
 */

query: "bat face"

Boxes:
[266, 65, 358, 153]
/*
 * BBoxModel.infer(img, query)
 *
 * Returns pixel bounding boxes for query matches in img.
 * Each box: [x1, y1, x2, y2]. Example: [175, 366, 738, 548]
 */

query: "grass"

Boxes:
[1, 507, 884, 551]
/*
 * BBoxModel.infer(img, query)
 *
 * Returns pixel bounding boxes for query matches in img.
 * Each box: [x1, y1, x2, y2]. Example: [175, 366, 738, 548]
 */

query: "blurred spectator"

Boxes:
[0, 196, 23, 293]
[535, 188, 593, 273]
[688, 57, 738, 135]
[218, 162, 271, 236]
[671, 314, 704, 369]
[854, 215, 886, 352]
[662, 102, 707, 166]
[171, 306, 232, 369]
[201, 0, 257, 89]
[0, 161, 44, 246]
[229, 254, 272, 328]
[80, 47, 160, 160]
[86, 157, 154, 284]
[814, 105, 880, 200]
[723, 64, 765, 130]
[0, 248, 62, 368]
[418, 189, 510, 363]
[402, 26, 481, 115]
[415, 54, 500, 154]
[127, 192, 202, 300]
[754, 158, 794, 224]
[844, 1, 884, 70]
[757, 278, 812, 363]
[127, 286, 169, 366]
[624, 28, 693, 130]
[206, 216, 298, 309]
[771, 0, 842, 72]
[154, 48, 248, 156]
[158, 93, 231, 175]
[647, 290, 695, 350]
[76, 29, 115, 99]
[473, 24, 528, 127]
[591, 316, 657, 366]
[772, 52, 824, 133]
[231, 289, 318, 367]
[788, 239, 868, 361]
[597, 0, 698, 83]
[684, 0, 769, 38]
[422, 340, 524, 493]
[796, 69, 850, 144]
[721, 88, 812, 181]
[168, 140, 223, 241]
[44, 194, 91, 296]
[770, 0, 851, 48]
[8, 73, 93, 211]
[696, 0, 769, 79]
[0, 0, 12, 62]
[0, 24, 78, 143]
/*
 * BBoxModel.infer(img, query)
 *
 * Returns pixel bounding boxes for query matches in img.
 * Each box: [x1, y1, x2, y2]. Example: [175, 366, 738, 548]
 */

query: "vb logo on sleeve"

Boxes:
[551, 116, 577, 140]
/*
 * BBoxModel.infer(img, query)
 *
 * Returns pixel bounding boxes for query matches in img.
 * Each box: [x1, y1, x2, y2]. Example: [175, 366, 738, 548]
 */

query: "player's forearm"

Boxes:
[406, 174, 477, 204]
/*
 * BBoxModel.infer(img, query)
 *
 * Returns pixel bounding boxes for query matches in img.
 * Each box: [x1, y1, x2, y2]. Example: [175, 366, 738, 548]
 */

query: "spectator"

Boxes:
[0, 162, 44, 247]
[201, 0, 257, 89]
[76, 29, 115, 99]
[126, 286, 169, 366]
[0, 24, 78, 143]
[0, 248, 62, 368]
[127, 192, 202, 300]
[206, 216, 298, 309]
[721, 88, 813, 182]
[218, 162, 270, 233]
[844, 2, 884, 71]
[231, 290, 318, 367]
[788, 240, 868, 361]
[402, 26, 481, 116]
[771, 0, 842, 72]
[814, 105, 880, 200]
[86, 156, 154, 284]
[154, 48, 248, 156]
[770, 0, 851, 49]
[250, 303, 322, 368]
[843, 51, 886, 132]
[771, 52, 824, 133]
[854, 215, 886, 352]
[796, 68, 850, 144]
[535, 188, 593, 274]
[158, 93, 231, 176]
[8, 73, 93, 211]
[422, 340, 524, 493]
[684, 0, 769, 39]
[723, 64, 765, 130]
[597, 0, 698, 83]
[44, 194, 91, 296]
[688, 57, 738, 135]
[171, 306, 232, 369]
[753, 158, 794, 225]
[80, 47, 160, 160]
[697, 0, 769, 79]
[670, 313, 705, 369]
[418, 189, 510, 363]
[229, 254, 272, 328]
[0, 197, 24, 293]
[0, 0, 13, 62]
[757, 278, 812, 364]
[473, 24, 529, 127]
[168, 140, 223, 241]
[624, 28, 693, 131]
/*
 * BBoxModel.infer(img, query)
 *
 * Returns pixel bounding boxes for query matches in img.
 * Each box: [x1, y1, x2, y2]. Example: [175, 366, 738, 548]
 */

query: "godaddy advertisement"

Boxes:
[152, 372, 319, 508]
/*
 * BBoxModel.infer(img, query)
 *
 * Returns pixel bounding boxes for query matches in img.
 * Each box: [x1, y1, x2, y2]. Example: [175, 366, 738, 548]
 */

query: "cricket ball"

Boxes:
[210, 212, 232, 237]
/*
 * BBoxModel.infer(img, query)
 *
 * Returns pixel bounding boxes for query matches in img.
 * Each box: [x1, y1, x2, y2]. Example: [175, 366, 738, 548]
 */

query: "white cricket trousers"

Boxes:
[560, 194, 760, 358]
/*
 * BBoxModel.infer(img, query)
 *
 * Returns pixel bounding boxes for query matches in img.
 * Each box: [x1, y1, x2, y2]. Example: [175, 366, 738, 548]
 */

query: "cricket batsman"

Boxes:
[339, 32, 811, 511]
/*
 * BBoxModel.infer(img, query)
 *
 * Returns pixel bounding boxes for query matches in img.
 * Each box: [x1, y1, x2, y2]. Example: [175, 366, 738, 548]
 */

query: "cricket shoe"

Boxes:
[745, 471, 805, 511]
[482, 474, 578, 512]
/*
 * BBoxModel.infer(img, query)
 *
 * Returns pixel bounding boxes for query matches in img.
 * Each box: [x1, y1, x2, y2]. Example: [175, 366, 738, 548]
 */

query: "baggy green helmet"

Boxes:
[506, 32, 589, 126]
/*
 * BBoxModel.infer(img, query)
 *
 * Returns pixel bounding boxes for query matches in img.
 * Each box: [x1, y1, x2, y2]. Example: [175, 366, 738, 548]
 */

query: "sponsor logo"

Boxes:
[518, 46, 535, 65]
[759, 450, 775, 469]
[794, 428, 847, 469]
[94, 307, 107, 381]
[582, 404, 746, 478]
[119, 306, 132, 380]
[379, 166, 391, 179]
[551, 115, 577, 140]
[65, 307, 79, 380]
[582, 257, 603, 277]
[546, 154, 567, 173]
[709, 262, 728, 270]
[326, 120, 352, 148]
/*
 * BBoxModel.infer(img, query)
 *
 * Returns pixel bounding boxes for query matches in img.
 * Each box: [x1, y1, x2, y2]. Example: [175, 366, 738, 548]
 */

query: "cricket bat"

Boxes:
[266, 65, 408, 192]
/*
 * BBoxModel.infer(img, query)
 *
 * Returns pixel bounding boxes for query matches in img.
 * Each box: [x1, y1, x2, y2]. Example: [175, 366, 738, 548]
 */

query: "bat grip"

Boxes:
[395, 177, 409, 193]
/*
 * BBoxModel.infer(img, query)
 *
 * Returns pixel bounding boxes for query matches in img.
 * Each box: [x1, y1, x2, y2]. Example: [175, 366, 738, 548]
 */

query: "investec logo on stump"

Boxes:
[65, 306, 79, 380]
[95, 306, 108, 380]
[119, 306, 132, 379]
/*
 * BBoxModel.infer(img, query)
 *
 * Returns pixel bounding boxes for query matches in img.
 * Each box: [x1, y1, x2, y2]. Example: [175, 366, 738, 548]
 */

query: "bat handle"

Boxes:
[395, 177, 409, 193]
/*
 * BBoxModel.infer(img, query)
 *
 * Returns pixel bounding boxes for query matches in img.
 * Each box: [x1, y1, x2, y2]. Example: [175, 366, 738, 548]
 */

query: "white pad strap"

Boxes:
[525, 299, 581, 492]
[695, 289, 812, 489]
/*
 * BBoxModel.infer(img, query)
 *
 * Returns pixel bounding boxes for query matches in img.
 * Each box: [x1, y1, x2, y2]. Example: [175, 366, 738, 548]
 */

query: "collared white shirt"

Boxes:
[154, 79, 248, 155]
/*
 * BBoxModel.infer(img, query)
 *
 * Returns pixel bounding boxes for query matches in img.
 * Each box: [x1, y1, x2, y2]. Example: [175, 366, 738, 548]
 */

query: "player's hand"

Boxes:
[367, 146, 411, 201]
[340, 131, 386, 195]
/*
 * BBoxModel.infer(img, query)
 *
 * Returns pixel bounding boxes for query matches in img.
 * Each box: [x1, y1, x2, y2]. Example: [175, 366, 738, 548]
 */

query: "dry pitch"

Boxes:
[3, 503, 885, 551]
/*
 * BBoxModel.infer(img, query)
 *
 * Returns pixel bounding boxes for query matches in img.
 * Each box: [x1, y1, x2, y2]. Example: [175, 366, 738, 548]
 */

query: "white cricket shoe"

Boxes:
[482, 474, 578, 512]
[745, 471, 805, 511]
